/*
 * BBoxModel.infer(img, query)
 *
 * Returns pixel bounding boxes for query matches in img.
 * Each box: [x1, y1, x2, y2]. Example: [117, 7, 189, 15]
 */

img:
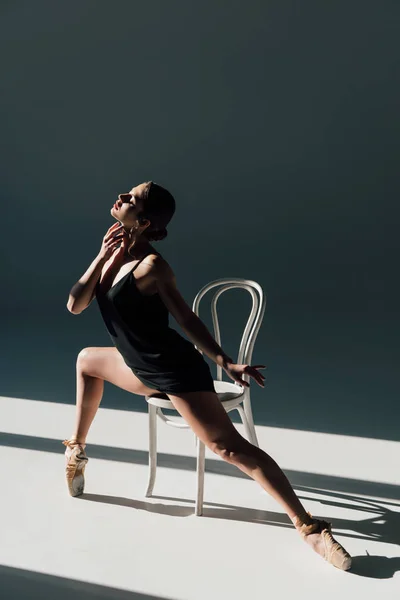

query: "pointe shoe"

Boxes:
[62, 439, 88, 497]
[294, 511, 352, 571]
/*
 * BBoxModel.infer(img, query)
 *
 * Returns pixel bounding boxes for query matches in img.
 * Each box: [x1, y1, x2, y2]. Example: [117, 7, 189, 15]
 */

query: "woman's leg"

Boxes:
[64, 347, 161, 498]
[164, 389, 354, 570]
[71, 369, 104, 444]
[165, 390, 312, 525]
[70, 347, 162, 444]
[165, 389, 353, 570]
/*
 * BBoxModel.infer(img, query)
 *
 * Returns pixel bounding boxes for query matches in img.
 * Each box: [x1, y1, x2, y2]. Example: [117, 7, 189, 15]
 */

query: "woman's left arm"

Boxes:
[180, 314, 266, 388]
[154, 258, 266, 388]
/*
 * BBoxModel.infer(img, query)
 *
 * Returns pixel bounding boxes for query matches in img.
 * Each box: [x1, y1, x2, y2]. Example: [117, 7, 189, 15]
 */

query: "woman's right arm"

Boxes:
[66, 222, 126, 314]
[66, 254, 107, 314]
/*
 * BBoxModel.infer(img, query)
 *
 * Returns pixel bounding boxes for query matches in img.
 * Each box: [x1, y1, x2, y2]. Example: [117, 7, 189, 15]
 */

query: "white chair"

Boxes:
[144, 278, 267, 516]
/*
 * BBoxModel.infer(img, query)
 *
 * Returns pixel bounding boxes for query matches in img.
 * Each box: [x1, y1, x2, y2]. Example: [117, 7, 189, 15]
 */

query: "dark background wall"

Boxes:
[1, 1, 398, 440]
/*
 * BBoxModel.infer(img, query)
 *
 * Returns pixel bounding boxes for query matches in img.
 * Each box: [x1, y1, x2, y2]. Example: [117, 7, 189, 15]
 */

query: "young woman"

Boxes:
[64, 181, 352, 571]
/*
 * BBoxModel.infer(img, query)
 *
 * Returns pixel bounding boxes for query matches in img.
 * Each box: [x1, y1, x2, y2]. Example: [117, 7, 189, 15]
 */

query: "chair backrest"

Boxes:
[191, 278, 266, 383]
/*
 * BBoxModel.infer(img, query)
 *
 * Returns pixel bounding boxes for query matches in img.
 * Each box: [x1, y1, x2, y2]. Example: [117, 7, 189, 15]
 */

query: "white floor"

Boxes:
[1, 396, 399, 600]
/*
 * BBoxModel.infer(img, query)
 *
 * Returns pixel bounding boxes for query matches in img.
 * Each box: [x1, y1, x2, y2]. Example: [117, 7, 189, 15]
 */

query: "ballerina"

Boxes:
[64, 180, 352, 571]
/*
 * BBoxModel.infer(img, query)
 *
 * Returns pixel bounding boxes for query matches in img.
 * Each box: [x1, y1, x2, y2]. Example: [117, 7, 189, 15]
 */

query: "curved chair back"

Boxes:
[192, 278, 266, 384]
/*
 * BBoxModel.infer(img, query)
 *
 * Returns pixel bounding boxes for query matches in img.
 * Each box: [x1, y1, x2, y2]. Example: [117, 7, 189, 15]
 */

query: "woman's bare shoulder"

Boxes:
[150, 253, 173, 271]
[145, 253, 177, 286]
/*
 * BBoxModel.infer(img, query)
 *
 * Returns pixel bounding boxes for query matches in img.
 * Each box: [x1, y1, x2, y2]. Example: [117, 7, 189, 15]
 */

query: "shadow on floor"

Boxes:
[0, 564, 170, 600]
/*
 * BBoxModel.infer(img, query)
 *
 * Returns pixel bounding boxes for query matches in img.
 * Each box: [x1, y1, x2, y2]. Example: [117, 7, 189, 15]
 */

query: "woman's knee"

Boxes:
[76, 347, 95, 370]
[210, 434, 257, 466]
[76, 347, 109, 378]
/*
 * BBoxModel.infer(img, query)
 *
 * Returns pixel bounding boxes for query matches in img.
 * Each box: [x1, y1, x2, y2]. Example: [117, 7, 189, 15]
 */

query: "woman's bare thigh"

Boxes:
[77, 346, 160, 397]
[165, 391, 244, 450]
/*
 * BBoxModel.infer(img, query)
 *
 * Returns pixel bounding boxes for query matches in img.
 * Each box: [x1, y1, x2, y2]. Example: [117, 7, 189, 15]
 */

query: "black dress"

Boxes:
[95, 254, 216, 395]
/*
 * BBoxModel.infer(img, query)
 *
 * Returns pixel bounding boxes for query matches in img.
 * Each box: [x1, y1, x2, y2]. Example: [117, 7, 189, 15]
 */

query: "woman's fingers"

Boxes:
[250, 372, 265, 387]
[106, 224, 124, 241]
[245, 365, 267, 376]
[244, 365, 266, 387]
[109, 221, 121, 233]
[227, 364, 267, 389]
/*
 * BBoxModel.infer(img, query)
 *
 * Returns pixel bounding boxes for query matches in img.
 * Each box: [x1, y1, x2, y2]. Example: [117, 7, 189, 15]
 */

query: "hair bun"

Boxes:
[149, 227, 167, 242]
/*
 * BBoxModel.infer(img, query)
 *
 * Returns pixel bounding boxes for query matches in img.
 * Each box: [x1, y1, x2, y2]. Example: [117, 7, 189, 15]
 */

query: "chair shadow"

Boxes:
[80, 491, 400, 579]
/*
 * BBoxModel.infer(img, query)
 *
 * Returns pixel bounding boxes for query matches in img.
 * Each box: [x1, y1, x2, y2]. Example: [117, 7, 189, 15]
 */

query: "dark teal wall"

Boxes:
[1, 1, 398, 440]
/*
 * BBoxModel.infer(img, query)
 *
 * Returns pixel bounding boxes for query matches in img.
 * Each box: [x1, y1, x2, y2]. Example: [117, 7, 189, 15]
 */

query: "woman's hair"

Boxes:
[129, 181, 176, 247]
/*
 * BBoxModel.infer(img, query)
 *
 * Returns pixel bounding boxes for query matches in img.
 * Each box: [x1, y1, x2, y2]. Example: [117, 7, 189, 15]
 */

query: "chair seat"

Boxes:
[146, 380, 244, 410]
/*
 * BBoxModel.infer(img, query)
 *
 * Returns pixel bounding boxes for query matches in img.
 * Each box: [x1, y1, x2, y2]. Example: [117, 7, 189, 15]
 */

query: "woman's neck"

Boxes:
[124, 239, 154, 261]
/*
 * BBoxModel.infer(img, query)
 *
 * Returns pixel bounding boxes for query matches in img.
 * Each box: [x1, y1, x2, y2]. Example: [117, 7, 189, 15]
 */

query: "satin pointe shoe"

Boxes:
[62, 439, 89, 497]
[293, 511, 352, 571]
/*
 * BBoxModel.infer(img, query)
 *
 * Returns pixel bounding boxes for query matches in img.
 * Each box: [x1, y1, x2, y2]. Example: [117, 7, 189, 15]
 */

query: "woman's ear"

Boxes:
[139, 217, 151, 231]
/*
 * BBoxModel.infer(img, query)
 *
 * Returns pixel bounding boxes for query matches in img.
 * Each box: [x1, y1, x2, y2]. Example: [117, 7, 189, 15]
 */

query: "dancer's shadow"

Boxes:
[80, 492, 400, 578]
[81, 492, 194, 517]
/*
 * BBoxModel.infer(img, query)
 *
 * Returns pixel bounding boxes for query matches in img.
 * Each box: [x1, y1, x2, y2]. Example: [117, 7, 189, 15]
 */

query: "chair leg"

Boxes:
[195, 438, 205, 516]
[242, 400, 259, 447]
[145, 403, 157, 497]
[237, 405, 259, 447]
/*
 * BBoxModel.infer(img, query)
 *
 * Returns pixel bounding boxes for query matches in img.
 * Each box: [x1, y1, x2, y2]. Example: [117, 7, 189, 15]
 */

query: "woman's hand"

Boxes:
[224, 363, 267, 388]
[98, 222, 128, 261]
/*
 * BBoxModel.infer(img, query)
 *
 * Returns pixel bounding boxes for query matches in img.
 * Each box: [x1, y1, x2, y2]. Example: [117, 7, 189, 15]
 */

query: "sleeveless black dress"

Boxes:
[95, 255, 215, 395]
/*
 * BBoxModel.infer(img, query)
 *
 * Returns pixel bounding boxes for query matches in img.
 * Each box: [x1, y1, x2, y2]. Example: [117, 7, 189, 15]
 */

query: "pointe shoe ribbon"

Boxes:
[62, 439, 86, 450]
[62, 440, 88, 470]
[293, 511, 321, 537]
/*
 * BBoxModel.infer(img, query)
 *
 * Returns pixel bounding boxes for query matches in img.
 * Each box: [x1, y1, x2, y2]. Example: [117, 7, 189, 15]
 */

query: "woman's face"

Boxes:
[111, 182, 150, 232]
